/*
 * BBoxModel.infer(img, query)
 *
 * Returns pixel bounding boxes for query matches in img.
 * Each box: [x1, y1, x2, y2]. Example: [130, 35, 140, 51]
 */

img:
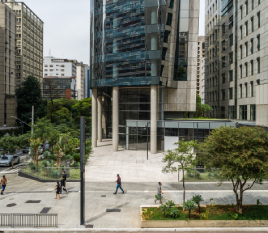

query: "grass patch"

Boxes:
[142, 205, 268, 221]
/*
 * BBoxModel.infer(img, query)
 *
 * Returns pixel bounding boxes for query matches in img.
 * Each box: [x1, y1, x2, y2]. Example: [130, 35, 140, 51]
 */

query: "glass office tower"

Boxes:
[90, 0, 199, 153]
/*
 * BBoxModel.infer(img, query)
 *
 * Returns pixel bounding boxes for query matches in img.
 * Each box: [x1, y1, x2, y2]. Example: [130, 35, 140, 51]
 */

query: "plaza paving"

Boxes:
[85, 139, 178, 183]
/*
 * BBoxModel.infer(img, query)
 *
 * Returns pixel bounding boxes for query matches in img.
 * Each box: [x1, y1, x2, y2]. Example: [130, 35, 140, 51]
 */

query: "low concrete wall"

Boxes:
[18, 171, 79, 183]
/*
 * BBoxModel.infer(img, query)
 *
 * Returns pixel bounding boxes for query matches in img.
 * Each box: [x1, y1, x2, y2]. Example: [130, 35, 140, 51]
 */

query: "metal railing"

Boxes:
[0, 214, 58, 228]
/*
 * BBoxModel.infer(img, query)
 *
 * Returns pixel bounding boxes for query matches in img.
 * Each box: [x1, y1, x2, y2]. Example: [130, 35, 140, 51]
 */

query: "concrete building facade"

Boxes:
[197, 36, 206, 96]
[2, 0, 43, 87]
[90, 0, 200, 152]
[0, 4, 17, 126]
[201, 57, 206, 104]
[205, 0, 268, 126]
[75, 62, 87, 100]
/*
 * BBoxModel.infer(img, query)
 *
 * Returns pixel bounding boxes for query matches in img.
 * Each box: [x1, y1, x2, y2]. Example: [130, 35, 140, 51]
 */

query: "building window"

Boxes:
[240, 84, 243, 98]
[245, 83, 248, 97]
[245, 42, 248, 56]
[229, 70, 233, 81]
[257, 11, 260, 28]
[229, 88, 233, 99]
[245, 63, 248, 77]
[222, 89, 225, 100]
[229, 16, 233, 29]
[229, 106, 237, 119]
[169, 0, 174, 8]
[250, 39, 254, 54]
[222, 73, 226, 84]
[250, 105, 256, 121]
[164, 30, 170, 43]
[50, 65, 53, 67]
[222, 23, 225, 35]
[240, 26, 243, 39]
[240, 65, 243, 78]
[251, 60, 254, 75]
[229, 52, 233, 64]
[166, 13, 172, 26]
[257, 57, 260, 73]
[257, 34, 260, 51]
[252, 0, 254, 9]
[250, 81, 254, 97]
[246, 1, 248, 15]
[240, 105, 247, 120]
[229, 34, 233, 46]
[246, 21, 249, 36]
[251, 17, 254, 32]
[240, 45, 243, 58]
[240, 6, 243, 19]
[222, 40, 226, 51]
[222, 56, 226, 67]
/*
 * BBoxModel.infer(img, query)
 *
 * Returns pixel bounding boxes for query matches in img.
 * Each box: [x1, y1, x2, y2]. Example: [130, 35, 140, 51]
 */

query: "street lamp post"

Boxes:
[146, 122, 149, 160]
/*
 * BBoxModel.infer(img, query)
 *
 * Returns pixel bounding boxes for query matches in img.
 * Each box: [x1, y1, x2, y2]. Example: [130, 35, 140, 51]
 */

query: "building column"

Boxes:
[97, 95, 102, 142]
[92, 88, 97, 148]
[150, 85, 157, 154]
[112, 86, 119, 152]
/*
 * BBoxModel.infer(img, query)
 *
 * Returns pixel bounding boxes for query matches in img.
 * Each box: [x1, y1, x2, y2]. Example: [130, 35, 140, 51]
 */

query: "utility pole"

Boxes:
[80, 117, 85, 225]
[31, 106, 34, 136]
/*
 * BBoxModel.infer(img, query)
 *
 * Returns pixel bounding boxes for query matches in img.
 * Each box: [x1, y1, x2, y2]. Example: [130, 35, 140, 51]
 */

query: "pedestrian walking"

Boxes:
[155, 182, 164, 204]
[60, 176, 68, 194]
[114, 174, 124, 194]
[61, 171, 68, 193]
[1, 175, 7, 195]
[53, 182, 61, 200]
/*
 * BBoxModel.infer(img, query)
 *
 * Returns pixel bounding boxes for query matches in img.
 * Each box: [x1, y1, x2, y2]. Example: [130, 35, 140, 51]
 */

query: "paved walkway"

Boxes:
[85, 139, 177, 182]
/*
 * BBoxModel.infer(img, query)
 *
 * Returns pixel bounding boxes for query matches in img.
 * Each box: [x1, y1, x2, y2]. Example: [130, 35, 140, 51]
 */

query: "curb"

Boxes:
[1, 227, 268, 232]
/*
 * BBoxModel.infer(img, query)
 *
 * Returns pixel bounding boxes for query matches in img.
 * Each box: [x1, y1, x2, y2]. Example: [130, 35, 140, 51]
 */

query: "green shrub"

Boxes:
[183, 200, 197, 219]
[160, 204, 168, 217]
[72, 153, 80, 163]
[43, 151, 51, 159]
[166, 200, 175, 208]
[191, 194, 204, 213]
[193, 170, 201, 178]
[42, 160, 51, 168]
[169, 207, 179, 218]
[186, 171, 193, 178]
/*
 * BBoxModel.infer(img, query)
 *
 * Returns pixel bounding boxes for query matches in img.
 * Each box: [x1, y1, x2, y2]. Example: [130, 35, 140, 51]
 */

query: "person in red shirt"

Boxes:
[114, 174, 124, 194]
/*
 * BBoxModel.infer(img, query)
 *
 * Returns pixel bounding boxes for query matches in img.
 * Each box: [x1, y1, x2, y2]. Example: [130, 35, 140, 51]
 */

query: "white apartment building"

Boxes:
[43, 56, 76, 77]
[197, 36, 206, 96]
[201, 58, 206, 104]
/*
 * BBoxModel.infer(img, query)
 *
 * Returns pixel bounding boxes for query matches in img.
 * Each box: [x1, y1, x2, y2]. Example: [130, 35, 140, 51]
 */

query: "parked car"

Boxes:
[22, 147, 30, 153]
[0, 155, 20, 167]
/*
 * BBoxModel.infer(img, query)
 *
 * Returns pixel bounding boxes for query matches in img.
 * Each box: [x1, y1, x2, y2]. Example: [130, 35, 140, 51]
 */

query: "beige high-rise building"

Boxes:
[0, 4, 17, 126]
[2, 0, 43, 88]
[75, 62, 87, 100]
[197, 36, 205, 96]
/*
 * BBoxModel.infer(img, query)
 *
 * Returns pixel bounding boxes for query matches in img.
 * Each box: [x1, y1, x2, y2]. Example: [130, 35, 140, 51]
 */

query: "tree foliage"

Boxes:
[198, 126, 268, 213]
[162, 139, 198, 205]
[16, 76, 47, 124]
[195, 93, 213, 117]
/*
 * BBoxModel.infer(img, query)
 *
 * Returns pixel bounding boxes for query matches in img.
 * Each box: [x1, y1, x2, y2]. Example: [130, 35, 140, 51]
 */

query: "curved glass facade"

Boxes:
[90, 0, 190, 88]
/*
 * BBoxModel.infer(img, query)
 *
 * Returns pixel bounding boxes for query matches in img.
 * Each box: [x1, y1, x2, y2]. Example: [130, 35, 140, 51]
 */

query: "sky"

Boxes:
[22, 0, 205, 65]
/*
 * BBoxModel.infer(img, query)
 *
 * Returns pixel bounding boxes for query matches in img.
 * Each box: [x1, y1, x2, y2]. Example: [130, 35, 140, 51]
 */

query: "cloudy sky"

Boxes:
[22, 0, 205, 65]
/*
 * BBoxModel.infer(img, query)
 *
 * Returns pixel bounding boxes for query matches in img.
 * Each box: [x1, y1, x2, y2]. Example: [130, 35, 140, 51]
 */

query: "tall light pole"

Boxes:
[31, 106, 34, 136]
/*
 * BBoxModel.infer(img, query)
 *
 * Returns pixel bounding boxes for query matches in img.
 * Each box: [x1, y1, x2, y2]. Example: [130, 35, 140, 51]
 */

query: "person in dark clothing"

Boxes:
[53, 182, 61, 200]
[114, 174, 124, 194]
[61, 171, 68, 194]
[60, 176, 68, 194]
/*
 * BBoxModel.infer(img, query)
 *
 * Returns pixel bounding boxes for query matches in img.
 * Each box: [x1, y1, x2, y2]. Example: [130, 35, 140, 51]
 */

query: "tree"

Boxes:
[183, 200, 197, 219]
[54, 134, 69, 165]
[44, 78, 60, 121]
[0, 135, 18, 168]
[195, 93, 213, 117]
[192, 194, 204, 213]
[198, 126, 268, 213]
[16, 76, 47, 125]
[30, 138, 42, 166]
[162, 139, 198, 205]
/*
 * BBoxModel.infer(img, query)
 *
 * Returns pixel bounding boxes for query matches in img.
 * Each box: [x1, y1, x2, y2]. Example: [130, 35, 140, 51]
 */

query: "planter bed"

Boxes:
[140, 204, 268, 228]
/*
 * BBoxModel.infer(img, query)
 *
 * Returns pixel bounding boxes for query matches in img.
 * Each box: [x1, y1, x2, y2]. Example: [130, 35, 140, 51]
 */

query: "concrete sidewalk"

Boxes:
[1, 175, 268, 229]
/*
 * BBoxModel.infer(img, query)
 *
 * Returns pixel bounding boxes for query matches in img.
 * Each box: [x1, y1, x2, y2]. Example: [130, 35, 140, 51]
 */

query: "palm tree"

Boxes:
[30, 138, 42, 165]
[55, 134, 69, 166]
